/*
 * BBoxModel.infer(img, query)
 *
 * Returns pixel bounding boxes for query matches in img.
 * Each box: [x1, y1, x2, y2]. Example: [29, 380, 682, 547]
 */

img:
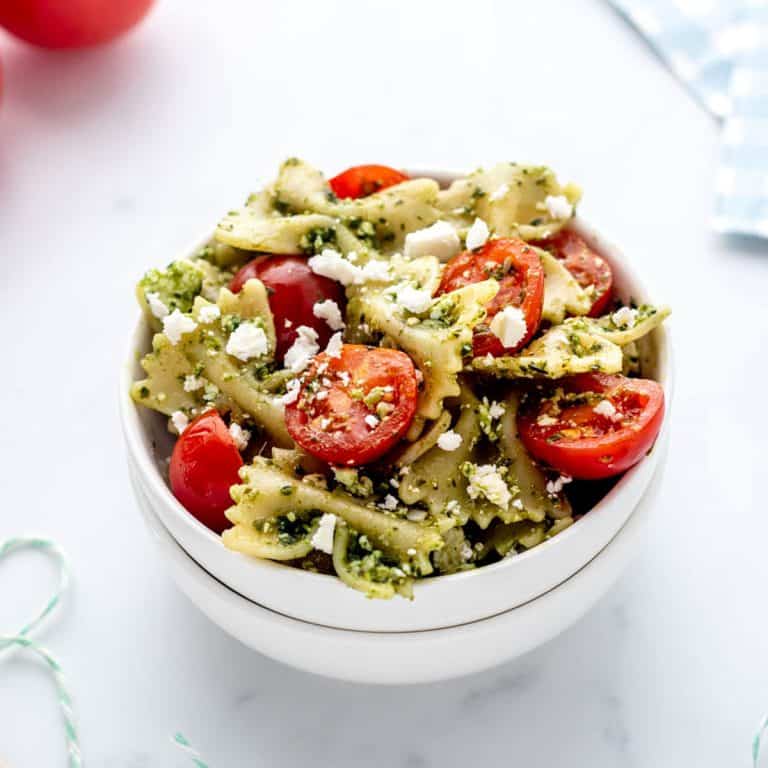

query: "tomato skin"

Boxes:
[329, 165, 409, 199]
[0, 0, 154, 49]
[437, 238, 545, 357]
[229, 255, 345, 364]
[518, 373, 664, 480]
[285, 344, 418, 466]
[169, 410, 243, 533]
[532, 230, 613, 318]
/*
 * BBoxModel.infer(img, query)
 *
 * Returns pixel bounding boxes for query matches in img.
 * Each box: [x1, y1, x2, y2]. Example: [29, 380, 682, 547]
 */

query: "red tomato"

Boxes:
[532, 230, 613, 317]
[285, 344, 418, 466]
[0, 0, 154, 48]
[229, 255, 345, 364]
[169, 410, 243, 533]
[436, 237, 545, 357]
[329, 165, 410, 199]
[518, 373, 665, 480]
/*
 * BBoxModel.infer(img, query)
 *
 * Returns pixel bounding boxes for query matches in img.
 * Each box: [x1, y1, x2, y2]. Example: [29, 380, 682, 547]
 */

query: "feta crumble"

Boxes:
[544, 194, 573, 220]
[283, 326, 320, 372]
[594, 398, 623, 423]
[612, 306, 638, 329]
[183, 374, 204, 392]
[308, 249, 362, 286]
[463, 463, 512, 509]
[380, 494, 399, 511]
[403, 221, 460, 262]
[313, 299, 345, 330]
[281, 378, 301, 405]
[145, 291, 169, 320]
[228, 422, 251, 451]
[465, 217, 490, 250]
[488, 401, 506, 420]
[437, 429, 463, 451]
[395, 284, 432, 314]
[407, 509, 428, 522]
[546, 474, 572, 496]
[360, 260, 391, 282]
[170, 410, 189, 434]
[198, 304, 221, 324]
[512, 498, 524, 511]
[311, 513, 337, 555]
[364, 414, 380, 429]
[444, 499, 461, 516]
[225, 322, 269, 361]
[490, 183, 509, 202]
[162, 310, 197, 345]
[324, 331, 343, 359]
[489, 305, 528, 349]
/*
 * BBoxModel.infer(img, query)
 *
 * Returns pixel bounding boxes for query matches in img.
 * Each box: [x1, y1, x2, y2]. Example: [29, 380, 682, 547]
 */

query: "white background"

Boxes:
[1, 0, 767, 765]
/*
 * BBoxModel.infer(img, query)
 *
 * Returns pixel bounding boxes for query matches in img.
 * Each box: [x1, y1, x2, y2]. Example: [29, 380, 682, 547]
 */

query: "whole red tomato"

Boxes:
[0, 0, 155, 49]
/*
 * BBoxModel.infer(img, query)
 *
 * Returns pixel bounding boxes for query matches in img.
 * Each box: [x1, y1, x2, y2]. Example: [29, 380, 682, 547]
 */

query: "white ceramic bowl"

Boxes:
[120, 172, 671, 633]
[131, 444, 665, 684]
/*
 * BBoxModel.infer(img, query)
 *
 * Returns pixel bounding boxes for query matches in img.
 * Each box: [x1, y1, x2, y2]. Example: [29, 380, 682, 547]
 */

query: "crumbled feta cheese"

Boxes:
[464, 463, 511, 509]
[311, 513, 337, 554]
[444, 499, 461, 516]
[407, 509, 427, 521]
[228, 422, 251, 451]
[488, 401, 506, 420]
[512, 498, 524, 511]
[225, 322, 269, 361]
[183, 374, 204, 392]
[313, 299, 345, 330]
[281, 378, 301, 405]
[403, 221, 460, 262]
[284, 326, 319, 372]
[324, 331, 343, 359]
[338, 370, 351, 386]
[546, 474, 573, 496]
[460, 542, 474, 562]
[612, 306, 638, 329]
[308, 249, 362, 286]
[170, 411, 189, 434]
[465, 218, 490, 250]
[437, 429, 463, 451]
[489, 306, 527, 349]
[364, 414, 380, 429]
[545, 194, 573, 220]
[395, 284, 432, 314]
[380, 494, 399, 511]
[162, 310, 197, 345]
[407, 547, 417, 557]
[594, 399, 616, 419]
[537, 414, 559, 426]
[145, 291, 169, 320]
[198, 304, 221, 324]
[360, 260, 391, 282]
[284, 319, 293, 328]
[490, 183, 509, 202]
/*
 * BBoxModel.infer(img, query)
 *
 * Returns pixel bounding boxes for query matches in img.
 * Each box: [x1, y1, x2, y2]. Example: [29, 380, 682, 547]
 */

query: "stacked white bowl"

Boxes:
[121, 195, 671, 684]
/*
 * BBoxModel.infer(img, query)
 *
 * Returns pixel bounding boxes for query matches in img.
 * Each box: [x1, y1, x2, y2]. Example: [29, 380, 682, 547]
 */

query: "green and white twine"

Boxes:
[0, 538, 81, 767]
[3, 536, 767, 767]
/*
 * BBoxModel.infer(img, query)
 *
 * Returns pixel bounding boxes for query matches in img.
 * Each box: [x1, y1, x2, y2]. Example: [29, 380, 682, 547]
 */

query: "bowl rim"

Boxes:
[120, 167, 673, 627]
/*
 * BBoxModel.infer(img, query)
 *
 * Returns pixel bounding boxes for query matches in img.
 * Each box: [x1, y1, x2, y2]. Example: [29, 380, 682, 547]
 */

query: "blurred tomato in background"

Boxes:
[0, 0, 154, 49]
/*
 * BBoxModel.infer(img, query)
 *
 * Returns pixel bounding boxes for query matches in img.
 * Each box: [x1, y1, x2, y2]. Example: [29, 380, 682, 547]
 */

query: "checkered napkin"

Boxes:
[609, 0, 768, 239]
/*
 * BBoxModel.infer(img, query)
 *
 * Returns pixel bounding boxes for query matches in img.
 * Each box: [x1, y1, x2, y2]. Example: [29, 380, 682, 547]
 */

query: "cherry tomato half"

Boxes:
[518, 373, 665, 480]
[169, 410, 243, 533]
[230, 255, 345, 364]
[436, 237, 545, 357]
[329, 165, 410, 199]
[532, 230, 613, 317]
[0, 0, 154, 49]
[285, 344, 418, 466]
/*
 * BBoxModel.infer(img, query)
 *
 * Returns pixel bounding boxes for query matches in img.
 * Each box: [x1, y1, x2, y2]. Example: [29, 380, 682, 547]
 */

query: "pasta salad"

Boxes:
[131, 159, 669, 599]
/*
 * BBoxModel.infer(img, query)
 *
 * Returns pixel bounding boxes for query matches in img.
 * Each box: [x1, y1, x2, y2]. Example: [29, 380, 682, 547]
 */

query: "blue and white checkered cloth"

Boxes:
[609, 0, 768, 239]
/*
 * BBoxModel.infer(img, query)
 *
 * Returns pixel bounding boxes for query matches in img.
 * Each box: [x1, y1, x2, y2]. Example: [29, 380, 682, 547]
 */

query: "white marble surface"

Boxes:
[1, 0, 767, 764]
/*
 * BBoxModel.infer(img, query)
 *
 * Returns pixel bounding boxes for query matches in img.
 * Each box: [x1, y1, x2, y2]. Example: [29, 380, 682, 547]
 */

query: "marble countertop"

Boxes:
[2, 0, 766, 765]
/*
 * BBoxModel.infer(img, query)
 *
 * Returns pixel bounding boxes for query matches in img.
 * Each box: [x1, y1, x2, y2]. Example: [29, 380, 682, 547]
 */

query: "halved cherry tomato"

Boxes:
[0, 0, 154, 49]
[518, 373, 664, 480]
[169, 410, 243, 533]
[436, 237, 545, 357]
[532, 230, 613, 317]
[329, 165, 410, 199]
[230, 255, 345, 364]
[285, 344, 418, 466]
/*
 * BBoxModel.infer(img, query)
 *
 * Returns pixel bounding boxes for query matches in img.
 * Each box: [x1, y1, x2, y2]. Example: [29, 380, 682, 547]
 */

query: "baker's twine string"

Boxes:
[0, 538, 81, 767]
[172, 733, 210, 768]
